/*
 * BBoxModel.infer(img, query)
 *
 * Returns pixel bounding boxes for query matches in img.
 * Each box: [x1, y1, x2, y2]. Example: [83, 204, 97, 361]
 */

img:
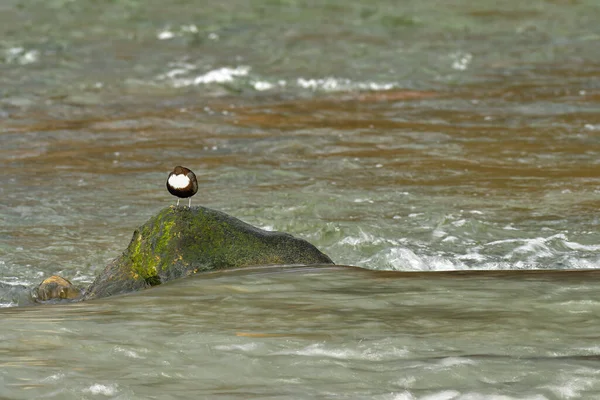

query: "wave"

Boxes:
[156, 64, 399, 93]
[334, 230, 600, 271]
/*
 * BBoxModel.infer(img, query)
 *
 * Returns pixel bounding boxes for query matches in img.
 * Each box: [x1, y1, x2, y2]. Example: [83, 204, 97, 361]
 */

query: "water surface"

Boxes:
[3, 266, 600, 398]
[1, 0, 600, 398]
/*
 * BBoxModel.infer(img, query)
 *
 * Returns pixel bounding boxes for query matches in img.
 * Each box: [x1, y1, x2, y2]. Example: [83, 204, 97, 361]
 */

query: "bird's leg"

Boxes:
[188, 198, 192, 208]
[177, 198, 180, 207]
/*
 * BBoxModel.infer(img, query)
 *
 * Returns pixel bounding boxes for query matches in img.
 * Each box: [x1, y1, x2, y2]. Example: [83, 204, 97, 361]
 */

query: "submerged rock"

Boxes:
[80, 206, 333, 300]
[34, 275, 82, 302]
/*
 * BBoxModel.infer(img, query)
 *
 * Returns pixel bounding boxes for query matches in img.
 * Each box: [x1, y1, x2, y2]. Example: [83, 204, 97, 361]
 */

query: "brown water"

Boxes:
[1, 0, 600, 398]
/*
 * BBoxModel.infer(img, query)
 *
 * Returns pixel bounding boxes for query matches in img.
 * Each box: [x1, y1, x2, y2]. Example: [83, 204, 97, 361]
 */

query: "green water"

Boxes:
[1, 0, 600, 398]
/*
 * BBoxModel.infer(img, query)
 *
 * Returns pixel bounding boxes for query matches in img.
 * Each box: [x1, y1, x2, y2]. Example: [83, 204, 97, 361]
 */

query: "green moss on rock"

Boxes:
[82, 206, 333, 300]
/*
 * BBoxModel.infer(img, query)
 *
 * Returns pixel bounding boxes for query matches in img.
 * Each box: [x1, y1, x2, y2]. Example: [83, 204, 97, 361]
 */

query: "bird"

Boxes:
[166, 166, 198, 207]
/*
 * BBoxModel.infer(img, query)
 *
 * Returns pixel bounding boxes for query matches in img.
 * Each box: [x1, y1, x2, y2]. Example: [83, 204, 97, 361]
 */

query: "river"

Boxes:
[1, 0, 600, 398]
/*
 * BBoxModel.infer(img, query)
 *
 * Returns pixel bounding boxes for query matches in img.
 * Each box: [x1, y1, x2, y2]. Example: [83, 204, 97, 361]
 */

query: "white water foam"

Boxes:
[157, 65, 250, 88]
[276, 342, 409, 361]
[0, 279, 31, 286]
[112, 346, 147, 359]
[83, 383, 118, 396]
[363, 247, 465, 271]
[193, 66, 250, 85]
[339, 229, 406, 247]
[4, 47, 39, 65]
[156, 24, 200, 40]
[41, 373, 66, 383]
[214, 342, 263, 352]
[351, 231, 600, 271]
[543, 372, 596, 399]
[380, 391, 461, 400]
[156, 63, 399, 93]
[450, 51, 473, 71]
[296, 77, 395, 91]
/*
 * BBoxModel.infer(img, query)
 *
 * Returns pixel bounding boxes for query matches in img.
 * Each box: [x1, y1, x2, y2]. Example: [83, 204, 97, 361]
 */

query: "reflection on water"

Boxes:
[1, 0, 600, 397]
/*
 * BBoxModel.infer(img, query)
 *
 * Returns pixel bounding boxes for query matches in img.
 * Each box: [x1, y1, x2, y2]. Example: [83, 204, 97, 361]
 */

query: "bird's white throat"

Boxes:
[168, 174, 191, 189]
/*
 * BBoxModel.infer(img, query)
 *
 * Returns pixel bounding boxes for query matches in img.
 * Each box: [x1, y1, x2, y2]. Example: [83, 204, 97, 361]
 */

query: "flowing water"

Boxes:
[1, 0, 600, 398]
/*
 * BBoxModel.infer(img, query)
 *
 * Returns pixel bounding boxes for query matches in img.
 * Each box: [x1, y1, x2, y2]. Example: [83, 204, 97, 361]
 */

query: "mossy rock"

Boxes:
[82, 206, 333, 300]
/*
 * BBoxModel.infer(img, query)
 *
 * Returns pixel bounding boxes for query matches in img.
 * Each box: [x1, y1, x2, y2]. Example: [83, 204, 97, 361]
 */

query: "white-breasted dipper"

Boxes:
[167, 166, 198, 207]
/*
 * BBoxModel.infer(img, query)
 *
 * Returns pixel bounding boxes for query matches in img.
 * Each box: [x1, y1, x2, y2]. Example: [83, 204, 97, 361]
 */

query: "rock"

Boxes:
[34, 275, 82, 302]
[82, 206, 333, 300]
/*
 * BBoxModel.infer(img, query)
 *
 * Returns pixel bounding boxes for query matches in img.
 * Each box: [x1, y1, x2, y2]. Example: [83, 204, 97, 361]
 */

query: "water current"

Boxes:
[1, 0, 600, 398]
